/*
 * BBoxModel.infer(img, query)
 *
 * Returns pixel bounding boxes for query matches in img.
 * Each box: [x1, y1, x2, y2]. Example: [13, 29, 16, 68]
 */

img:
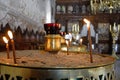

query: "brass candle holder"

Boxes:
[83, 18, 93, 63]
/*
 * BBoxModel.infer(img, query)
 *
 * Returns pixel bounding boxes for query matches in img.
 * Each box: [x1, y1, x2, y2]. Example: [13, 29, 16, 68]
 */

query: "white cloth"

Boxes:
[65, 33, 72, 40]
[80, 24, 95, 37]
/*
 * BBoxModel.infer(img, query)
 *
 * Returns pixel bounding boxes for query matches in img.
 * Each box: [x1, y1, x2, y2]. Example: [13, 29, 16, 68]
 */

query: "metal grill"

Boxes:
[0, 63, 115, 80]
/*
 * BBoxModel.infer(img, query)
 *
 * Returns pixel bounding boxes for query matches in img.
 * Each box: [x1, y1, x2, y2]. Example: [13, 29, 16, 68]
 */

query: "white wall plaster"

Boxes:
[0, 0, 55, 32]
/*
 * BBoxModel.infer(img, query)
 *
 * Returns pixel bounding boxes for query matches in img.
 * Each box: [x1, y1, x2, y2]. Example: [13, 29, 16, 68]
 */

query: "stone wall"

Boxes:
[0, 0, 55, 32]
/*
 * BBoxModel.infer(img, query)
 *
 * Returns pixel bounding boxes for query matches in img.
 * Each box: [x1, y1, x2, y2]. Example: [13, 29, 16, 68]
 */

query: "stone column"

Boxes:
[45, 0, 55, 23]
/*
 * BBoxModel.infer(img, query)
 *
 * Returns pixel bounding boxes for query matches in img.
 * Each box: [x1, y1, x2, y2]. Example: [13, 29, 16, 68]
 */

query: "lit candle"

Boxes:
[80, 38, 83, 45]
[69, 38, 72, 46]
[83, 18, 93, 63]
[66, 40, 69, 55]
[69, 33, 72, 45]
[3, 36, 10, 59]
[8, 30, 16, 64]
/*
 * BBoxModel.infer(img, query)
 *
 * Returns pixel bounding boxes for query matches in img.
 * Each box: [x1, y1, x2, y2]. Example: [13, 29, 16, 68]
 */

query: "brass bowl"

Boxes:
[45, 35, 61, 52]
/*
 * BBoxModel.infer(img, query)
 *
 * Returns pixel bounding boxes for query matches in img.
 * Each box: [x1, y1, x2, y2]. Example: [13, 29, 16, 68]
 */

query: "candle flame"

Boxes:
[3, 36, 8, 44]
[8, 30, 13, 39]
[80, 38, 83, 45]
[83, 18, 90, 27]
[80, 38, 83, 43]
[83, 18, 90, 24]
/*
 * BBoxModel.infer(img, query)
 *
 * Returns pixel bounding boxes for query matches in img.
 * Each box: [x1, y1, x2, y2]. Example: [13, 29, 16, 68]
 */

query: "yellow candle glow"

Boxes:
[3, 36, 10, 59]
[8, 30, 13, 39]
[3, 36, 8, 44]
[7, 30, 16, 64]
[83, 18, 90, 28]
[80, 38, 83, 45]
[83, 18, 93, 63]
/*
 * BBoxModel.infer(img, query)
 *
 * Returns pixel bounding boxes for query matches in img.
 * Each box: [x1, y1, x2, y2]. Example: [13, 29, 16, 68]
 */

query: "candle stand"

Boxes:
[111, 35, 119, 59]
[44, 23, 61, 52]
[0, 22, 116, 80]
[110, 24, 119, 59]
[0, 50, 116, 80]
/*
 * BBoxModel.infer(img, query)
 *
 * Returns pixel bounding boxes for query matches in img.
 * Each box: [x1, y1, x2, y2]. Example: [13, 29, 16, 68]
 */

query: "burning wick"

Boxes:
[66, 40, 69, 55]
[80, 38, 83, 45]
[83, 18, 93, 63]
[3, 36, 10, 59]
[8, 30, 16, 64]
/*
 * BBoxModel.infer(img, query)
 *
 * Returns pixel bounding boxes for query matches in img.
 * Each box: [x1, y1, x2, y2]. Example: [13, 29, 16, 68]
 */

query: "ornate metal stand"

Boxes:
[110, 23, 119, 59]
[111, 36, 119, 59]
[0, 49, 116, 80]
[0, 61, 115, 80]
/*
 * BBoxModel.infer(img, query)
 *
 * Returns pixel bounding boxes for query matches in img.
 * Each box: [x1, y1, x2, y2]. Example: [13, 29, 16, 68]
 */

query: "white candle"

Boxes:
[80, 38, 83, 45]
[83, 18, 93, 63]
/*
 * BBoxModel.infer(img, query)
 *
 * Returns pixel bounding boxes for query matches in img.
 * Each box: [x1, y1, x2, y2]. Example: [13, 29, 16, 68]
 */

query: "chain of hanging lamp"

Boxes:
[91, 0, 120, 14]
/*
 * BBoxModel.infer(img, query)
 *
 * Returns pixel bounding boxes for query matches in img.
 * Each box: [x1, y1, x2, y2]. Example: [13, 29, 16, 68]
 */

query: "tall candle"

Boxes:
[8, 30, 16, 64]
[80, 38, 83, 45]
[83, 18, 93, 63]
[66, 40, 69, 55]
[3, 36, 10, 59]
